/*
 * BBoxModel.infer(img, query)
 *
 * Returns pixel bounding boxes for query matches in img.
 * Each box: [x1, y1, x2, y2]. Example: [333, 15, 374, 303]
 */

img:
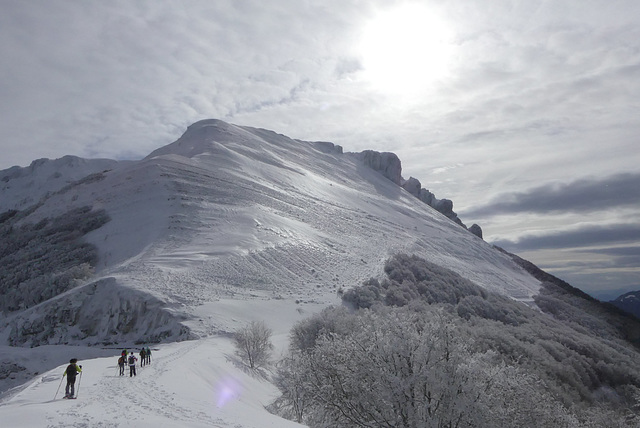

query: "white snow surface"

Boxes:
[0, 119, 542, 426]
[0, 297, 325, 427]
[0, 155, 121, 213]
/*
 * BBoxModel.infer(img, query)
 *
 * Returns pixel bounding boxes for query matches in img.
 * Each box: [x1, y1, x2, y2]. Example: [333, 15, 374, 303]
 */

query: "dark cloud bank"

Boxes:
[464, 172, 640, 299]
[492, 224, 640, 252]
[467, 172, 640, 217]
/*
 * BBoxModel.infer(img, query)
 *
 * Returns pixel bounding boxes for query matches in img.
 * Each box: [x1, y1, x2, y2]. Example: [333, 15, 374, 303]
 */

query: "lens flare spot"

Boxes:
[216, 377, 242, 407]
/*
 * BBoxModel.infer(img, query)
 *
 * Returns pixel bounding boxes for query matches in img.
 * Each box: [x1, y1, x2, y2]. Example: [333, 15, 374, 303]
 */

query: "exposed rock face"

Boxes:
[401, 176, 467, 228]
[356, 154, 480, 237]
[469, 224, 483, 239]
[356, 150, 402, 185]
[309, 141, 343, 154]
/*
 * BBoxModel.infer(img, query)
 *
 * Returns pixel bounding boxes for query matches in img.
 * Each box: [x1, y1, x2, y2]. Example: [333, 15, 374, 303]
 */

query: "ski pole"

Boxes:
[75, 371, 83, 398]
[53, 374, 64, 400]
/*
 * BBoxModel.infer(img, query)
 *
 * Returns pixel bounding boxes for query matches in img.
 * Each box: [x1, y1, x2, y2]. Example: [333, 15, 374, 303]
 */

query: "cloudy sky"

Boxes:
[1, 0, 638, 299]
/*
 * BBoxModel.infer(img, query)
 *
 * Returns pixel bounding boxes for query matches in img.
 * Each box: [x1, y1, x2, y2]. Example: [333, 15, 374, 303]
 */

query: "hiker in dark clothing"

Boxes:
[128, 354, 138, 377]
[140, 348, 146, 367]
[145, 347, 151, 364]
[63, 358, 82, 398]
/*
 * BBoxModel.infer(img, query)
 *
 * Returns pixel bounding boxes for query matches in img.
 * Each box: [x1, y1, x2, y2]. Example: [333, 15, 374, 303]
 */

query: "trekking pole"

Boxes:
[53, 374, 64, 400]
[75, 371, 83, 399]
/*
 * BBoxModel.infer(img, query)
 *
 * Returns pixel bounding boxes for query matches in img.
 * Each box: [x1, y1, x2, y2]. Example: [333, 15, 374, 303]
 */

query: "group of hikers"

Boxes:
[60, 347, 153, 399]
[118, 347, 152, 377]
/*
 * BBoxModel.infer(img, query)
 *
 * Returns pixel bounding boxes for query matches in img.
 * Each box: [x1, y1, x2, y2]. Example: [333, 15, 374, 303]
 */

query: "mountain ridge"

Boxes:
[0, 119, 537, 350]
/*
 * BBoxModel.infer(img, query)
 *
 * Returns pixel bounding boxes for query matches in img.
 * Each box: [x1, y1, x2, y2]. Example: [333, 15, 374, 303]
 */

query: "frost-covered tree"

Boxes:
[273, 252, 640, 426]
[233, 320, 274, 370]
[278, 306, 538, 427]
[270, 353, 313, 423]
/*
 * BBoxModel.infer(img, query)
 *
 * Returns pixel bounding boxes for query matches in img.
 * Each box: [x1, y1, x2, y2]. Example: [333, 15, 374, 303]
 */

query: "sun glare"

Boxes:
[359, 4, 454, 96]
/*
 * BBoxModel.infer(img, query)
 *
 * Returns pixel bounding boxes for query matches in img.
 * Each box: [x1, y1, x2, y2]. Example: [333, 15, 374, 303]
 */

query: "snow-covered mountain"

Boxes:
[0, 119, 539, 347]
[2, 119, 637, 427]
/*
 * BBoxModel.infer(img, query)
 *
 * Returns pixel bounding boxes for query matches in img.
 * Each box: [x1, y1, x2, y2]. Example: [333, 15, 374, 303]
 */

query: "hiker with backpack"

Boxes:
[63, 358, 82, 398]
[140, 348, 146, 367]
[128, 353, 138, 377]
[145, 347, 151, 364]
[117, 355, 125, 375]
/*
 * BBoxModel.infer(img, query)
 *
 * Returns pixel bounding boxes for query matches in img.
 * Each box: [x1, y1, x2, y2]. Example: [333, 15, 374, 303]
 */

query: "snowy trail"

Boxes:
[0, 338, 306, 428]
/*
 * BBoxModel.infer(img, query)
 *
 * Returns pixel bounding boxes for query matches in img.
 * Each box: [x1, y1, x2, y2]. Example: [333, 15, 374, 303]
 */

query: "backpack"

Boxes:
[65, 364, 77, 378]
[128, 355, 136, 365]
[118, 356, 124, 365]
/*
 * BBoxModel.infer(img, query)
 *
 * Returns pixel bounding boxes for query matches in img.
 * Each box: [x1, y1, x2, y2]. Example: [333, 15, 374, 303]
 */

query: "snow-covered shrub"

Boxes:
[275, 305, 583, 427]
[233, 320, 274, 370]
[341, 278, 381, 309]
[288, 306, 355, 353]
[289, 252, 640, 425]
[270, 353, 313, 424]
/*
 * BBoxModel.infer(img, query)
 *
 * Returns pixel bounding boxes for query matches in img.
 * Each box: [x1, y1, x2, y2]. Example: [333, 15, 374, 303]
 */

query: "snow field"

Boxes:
[0, 336, 306, 427]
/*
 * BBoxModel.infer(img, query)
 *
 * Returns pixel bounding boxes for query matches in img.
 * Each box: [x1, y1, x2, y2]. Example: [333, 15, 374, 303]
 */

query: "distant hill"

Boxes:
[610, 290, 640, 319]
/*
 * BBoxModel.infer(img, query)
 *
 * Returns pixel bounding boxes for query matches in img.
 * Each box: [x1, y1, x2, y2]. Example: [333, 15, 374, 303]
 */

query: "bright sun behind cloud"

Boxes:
[359, 3, 454, 96]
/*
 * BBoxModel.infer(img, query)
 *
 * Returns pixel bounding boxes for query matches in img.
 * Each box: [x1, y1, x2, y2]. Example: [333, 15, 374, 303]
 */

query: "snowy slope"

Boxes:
[0, 119, 544, 426]
[1, 119, 541, 346]
[0, 299, 325, 427]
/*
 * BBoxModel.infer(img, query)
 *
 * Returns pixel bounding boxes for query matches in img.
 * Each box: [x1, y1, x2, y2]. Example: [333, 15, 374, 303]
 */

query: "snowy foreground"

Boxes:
[0, 298, 329, 428]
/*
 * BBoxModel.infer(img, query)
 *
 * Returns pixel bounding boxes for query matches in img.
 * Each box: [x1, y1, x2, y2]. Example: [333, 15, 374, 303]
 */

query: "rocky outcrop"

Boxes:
[469, 224, 483, 239]
[356, 150, 402, 185]
[309, 141, 343, 154]
[401, 176, 467, 228]
[356, 152, 481, 237]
